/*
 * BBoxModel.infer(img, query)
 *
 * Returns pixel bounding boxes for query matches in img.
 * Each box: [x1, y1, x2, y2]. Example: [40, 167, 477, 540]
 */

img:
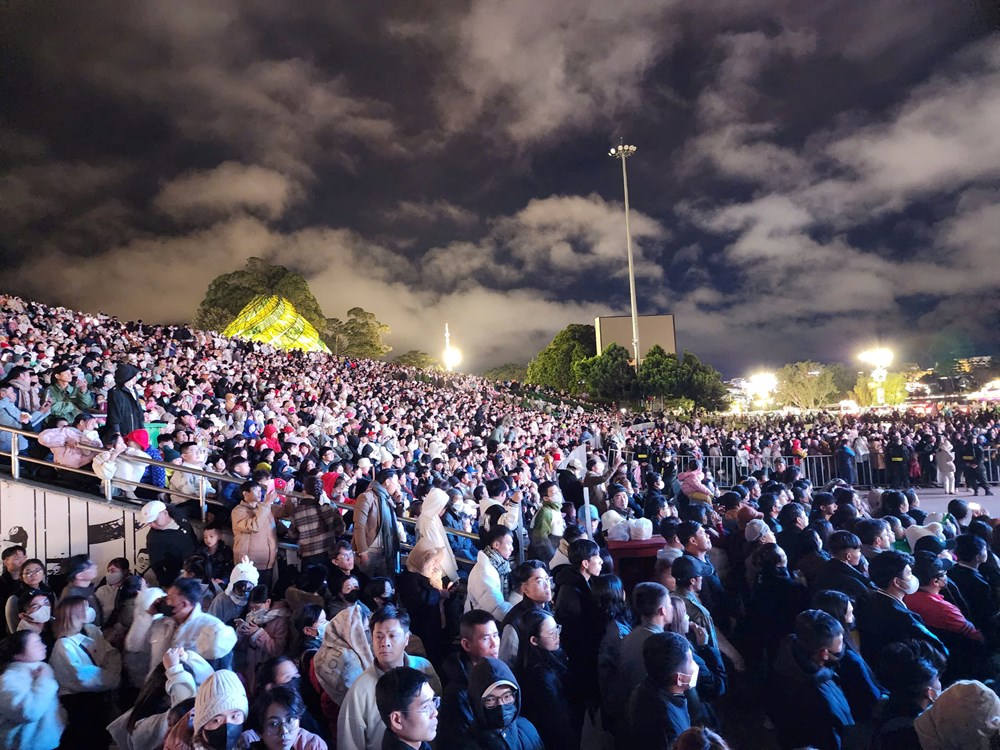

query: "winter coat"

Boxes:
[517, 648, 576, 750]
[147, 521, 197, 588]
[50, 626, 122, 696]
[465, 551, 513, 620]
[337, 654, 440, 750]
[627, 679, 691, 750]
[129, 603, 237, 676]
[437, 652, 475, 747]
[231, 499, 278, 571]
[460, 657, 544, 750]
[597, 617, 631, 735]
[769, 636, 854, 750]
[0, 661, 66, 750]
[37, 426, 101, 469]
[812, 558, 877, 604]
[236, 602, 291, 695]
[835, 645, 885, 723]
[857, 592, 946, 665]
[553, 567, 602, 693]
[745, 571, 809, 665]
[105, 384, 144, 438]
[106, 659, 202, 750]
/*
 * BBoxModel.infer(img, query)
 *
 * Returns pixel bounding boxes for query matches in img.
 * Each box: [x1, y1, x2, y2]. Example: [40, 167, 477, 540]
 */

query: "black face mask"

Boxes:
[203, 722, 242, 750]
[343, 591, 361, 604]
[483, 703, 517, 731]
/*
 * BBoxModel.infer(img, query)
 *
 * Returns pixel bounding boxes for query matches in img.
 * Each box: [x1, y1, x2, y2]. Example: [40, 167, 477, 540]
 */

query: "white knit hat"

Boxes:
[194, 670, 248, 733]
[225, 556, 259, 596]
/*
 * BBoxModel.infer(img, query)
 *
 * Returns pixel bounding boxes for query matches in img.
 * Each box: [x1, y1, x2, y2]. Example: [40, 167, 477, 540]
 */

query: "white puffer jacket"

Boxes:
[0, 661, 66, 750]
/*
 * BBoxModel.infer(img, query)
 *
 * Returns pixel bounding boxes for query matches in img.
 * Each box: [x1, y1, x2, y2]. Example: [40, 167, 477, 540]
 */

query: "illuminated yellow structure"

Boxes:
[223, 295, 330, 353]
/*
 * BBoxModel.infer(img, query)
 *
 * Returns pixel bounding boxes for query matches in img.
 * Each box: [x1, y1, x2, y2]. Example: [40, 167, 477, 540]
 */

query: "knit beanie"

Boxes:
[194, 669, 248, 734]
[914, 680, 1000, 750]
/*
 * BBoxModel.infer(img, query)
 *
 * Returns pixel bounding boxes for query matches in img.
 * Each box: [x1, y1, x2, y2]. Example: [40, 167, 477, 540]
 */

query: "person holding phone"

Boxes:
[232, 481, 280, 586]
[42, 364, 94, 422]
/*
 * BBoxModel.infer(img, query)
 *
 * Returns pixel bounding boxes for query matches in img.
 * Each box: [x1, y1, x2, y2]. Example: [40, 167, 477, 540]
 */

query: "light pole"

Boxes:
[609, 140, 641, 371]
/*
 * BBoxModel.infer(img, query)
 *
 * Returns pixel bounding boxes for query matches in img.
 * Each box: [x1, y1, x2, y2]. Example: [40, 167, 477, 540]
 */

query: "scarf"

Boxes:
[484, 546, 512, 601]
[247, 604, 289, 627]
[373, 482, 401, 574]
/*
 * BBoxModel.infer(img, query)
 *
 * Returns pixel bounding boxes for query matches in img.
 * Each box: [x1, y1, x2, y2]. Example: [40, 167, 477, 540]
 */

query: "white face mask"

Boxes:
[84, 606, 97, 624]
[105, 570, 125, 586]
[315, 620, 328, 641]
[28, 605, 51, 624]
[900, 575, 919, 596]
[678, 661, 700, 690]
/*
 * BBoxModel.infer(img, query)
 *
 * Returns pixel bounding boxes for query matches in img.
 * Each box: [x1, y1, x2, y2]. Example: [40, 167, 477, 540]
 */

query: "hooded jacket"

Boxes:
[105, 363, 144, 438]
[462, 657, 544, 750]
[769, 636, 854, 750]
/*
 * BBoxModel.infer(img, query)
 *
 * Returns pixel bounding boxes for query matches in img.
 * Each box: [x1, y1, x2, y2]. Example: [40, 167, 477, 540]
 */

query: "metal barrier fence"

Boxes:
[0, 423, 484, 566]
[703, 449, 999, 489]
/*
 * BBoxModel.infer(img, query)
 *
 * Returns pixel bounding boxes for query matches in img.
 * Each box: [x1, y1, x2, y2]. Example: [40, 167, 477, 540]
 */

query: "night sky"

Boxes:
[2, 2, 999, 375]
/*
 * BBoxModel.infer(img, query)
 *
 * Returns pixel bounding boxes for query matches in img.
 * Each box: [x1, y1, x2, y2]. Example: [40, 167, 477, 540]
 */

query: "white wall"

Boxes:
[0, 479, 150, 577]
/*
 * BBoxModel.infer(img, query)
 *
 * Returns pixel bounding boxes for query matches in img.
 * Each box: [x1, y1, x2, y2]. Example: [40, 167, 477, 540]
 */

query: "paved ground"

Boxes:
[902, 485, 998, 516]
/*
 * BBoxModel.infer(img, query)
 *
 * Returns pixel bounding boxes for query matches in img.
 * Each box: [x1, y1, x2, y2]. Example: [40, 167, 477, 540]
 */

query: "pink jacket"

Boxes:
[37, 426, 101, 469]
[678, 469, 713, 498]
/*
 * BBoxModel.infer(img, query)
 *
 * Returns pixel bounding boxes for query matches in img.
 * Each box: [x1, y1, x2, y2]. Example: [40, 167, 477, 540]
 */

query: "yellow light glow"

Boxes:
[443, 346, 462, 372]
[858, 347, 894, 369]
[747, 372, 778, 399]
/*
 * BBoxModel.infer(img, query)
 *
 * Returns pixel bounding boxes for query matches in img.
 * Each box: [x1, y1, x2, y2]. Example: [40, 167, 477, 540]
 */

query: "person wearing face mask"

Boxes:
[461, 656, 543, 750]
[0, 630, 66, 750]
[811, 590, 886, 733]
[134, 578, 237, 678]
[163, 669, 248, 750]
[233, 584, 290, 696]
[857, 550, 947, 666]
[626, 631, 696, 749]
[870, 640, 941, 750]
[513, 611, 575, 750]
[15, 589, 56, 646]
[58, 555, 103, 627]
[209, 557, 259, 626]
[94, 557, 130, 622]
[49, 596, 122, 750]
[768, 610, 855, 750]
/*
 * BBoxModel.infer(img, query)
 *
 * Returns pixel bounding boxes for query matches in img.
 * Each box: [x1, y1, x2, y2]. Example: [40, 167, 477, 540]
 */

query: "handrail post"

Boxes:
[9, 430, 19, 481]
[104, 478, 113, 503]
[199, 475, 207, 522]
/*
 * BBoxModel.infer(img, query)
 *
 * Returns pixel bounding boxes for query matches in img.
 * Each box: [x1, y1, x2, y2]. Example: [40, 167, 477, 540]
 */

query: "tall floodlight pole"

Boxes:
[609, 141, 640, 371]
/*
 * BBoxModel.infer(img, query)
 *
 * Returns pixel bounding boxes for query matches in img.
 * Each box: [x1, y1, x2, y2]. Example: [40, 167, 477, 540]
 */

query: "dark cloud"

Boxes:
[1, 1, 997, 374]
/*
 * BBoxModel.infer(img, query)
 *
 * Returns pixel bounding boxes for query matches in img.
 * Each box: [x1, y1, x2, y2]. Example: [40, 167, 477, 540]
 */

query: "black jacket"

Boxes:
[553, 567, 602, 691]
[104, 364, 144, 438]
[147, 523, 197, 588]
[947, 564, 997, 632]
[627, 679, 691, 749]
[437, 652, 476, 747]
[812, 558, 877, 603]
[745, 571, 809, 665]
[460, 657, 544, 750]
[517, 648, 577, 750]
[857, 592, 946, 665]
[769, 636, 854, 750]
[397, 569, 452, 665]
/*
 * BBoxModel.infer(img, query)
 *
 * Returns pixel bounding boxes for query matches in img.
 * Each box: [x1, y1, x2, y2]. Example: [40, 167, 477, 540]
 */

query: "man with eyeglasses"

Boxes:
[376, 666, 440, 750]
[498, 560, 553, 665]
[465, 656, 543, 750]
[338, 605, 441, 750]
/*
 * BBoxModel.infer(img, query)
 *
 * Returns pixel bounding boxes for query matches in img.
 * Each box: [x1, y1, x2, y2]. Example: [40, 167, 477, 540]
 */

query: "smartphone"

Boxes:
[233, 618, 247, 629]
[969, 502, 982, 513]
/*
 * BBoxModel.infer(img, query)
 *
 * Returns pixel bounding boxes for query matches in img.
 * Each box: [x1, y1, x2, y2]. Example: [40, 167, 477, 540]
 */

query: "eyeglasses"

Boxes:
[529, 576, 553, 586]
[540, 624, 563, 639]
[482, 690, 517, 708]
[405, 696, 441, 716]
[22, 568, 44, 578]
[263, 715, 300, 735]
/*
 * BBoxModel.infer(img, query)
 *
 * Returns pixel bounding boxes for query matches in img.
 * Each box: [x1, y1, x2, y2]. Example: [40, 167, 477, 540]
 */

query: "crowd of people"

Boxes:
[0, 293, 999, 750]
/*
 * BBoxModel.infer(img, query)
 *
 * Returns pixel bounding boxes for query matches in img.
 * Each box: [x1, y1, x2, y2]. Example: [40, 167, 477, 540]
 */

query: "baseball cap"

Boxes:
[137, 500, 167, 525]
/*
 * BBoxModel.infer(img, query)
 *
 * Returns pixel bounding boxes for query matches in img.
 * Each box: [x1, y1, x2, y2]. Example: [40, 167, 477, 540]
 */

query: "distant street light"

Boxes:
[858, 347, 894, 405]
[747, 371, 778, 410]
[609, 140, 641, 372]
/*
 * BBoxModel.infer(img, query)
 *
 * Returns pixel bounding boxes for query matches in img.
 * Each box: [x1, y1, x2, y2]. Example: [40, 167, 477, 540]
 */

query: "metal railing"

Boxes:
[0, 423, 483, 566]
[699, 449, 1000, 490]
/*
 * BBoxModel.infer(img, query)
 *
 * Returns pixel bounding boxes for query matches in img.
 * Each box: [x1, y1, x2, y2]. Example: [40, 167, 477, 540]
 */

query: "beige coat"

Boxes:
[231, 499, 278, 570]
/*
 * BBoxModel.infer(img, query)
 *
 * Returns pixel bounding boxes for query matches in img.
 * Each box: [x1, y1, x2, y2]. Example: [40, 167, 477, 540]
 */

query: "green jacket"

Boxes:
[44, 383, 95, 421]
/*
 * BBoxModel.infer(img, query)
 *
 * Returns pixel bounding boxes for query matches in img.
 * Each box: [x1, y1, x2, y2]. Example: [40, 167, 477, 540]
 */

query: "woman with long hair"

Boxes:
[0, 630, 65, 750]
[102, 574, 145, 651]
[593, 574, 632, 741]
[513, 610, 576, 750]
[49, 596, 121, 750]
